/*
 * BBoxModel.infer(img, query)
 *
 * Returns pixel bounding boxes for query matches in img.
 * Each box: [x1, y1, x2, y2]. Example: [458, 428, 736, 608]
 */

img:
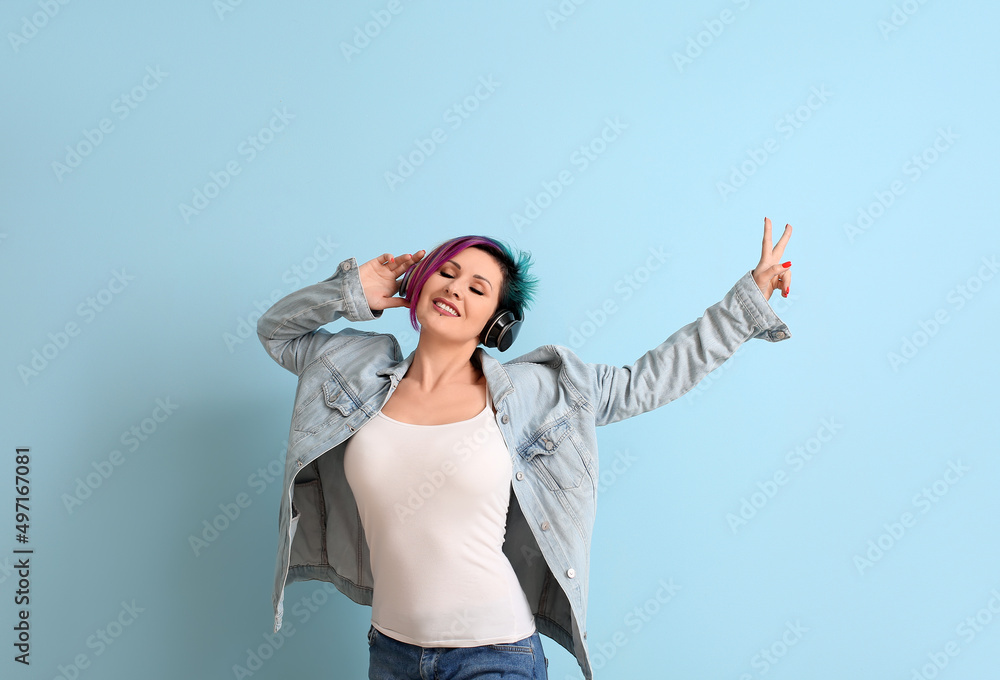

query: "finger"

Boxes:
[375, 253, 399, 275]
[771, 263, 791, 297]
[771, 223, 793, 257]
[762, 261, 790, 291]
[379, 253, 408, 276]
[780, 268, 791, 297]
[380, 296, 409, 308]
[393, 250, 426, 278]
[761, 217, 772, 259]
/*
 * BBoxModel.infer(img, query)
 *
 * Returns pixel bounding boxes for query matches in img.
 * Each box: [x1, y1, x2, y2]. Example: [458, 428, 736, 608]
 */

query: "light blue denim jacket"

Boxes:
[257, 256, 791, 680]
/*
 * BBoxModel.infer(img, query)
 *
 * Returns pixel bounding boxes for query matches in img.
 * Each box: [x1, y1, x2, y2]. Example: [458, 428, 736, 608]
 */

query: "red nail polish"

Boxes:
[782, 261, 791, 268]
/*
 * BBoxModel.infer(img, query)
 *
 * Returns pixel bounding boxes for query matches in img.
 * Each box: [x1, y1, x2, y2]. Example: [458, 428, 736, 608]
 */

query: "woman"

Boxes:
[256, 219, 793, 680]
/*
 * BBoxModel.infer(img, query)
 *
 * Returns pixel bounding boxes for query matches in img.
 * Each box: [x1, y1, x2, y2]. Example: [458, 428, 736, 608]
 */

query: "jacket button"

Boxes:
[516, 471, 524, 481]
[296, 460, 303, 468]
[775, 330, 785, 339]
[541, 521, 550, 531]
[501, 414, 509, 424]
[566, 568, 576, 578]
[342, 261, 351, 271]
[544, 440, 553, 450]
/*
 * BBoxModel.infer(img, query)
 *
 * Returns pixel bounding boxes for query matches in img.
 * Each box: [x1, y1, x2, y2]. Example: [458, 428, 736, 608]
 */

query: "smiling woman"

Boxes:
[363, 236, 538, 425]
[394, 235, 539, 352]
[256, 222, 793, 680]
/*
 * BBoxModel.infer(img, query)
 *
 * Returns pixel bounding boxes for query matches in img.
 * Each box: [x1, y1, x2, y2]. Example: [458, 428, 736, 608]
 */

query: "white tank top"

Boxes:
[343, 386, 537, 647]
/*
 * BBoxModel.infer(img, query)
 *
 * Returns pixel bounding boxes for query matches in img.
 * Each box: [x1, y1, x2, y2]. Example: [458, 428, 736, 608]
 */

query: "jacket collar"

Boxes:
[376, 346, 514, 407]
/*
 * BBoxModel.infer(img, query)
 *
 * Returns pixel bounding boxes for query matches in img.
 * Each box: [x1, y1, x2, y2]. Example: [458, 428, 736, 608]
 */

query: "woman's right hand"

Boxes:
[357, 249, 427, 311]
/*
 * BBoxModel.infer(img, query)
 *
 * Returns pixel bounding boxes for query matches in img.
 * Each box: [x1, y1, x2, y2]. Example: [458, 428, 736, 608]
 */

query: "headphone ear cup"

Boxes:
[480, 310, 522, 352]
[398, 266, 413, 299]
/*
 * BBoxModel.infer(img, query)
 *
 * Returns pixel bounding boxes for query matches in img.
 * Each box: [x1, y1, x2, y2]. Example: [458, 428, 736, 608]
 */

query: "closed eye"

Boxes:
[439, 271, 485, 295]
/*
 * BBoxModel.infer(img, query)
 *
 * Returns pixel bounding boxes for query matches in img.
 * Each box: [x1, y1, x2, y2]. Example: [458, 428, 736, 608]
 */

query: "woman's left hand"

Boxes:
[752, 217, 793, 300]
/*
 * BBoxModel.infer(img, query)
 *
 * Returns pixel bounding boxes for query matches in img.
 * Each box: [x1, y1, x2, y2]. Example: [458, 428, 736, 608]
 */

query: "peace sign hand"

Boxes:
[751, 217, 793, 300]
[357, 249, 427, 311]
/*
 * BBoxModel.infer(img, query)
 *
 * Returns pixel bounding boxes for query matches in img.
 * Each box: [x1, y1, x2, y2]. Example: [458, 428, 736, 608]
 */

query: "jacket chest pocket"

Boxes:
[292, 378, 360, 435]
[524, 419, 586, 491]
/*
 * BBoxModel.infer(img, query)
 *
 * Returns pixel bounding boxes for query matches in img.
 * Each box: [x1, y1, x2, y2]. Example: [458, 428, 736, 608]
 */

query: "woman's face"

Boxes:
[416, 247, 505, 345]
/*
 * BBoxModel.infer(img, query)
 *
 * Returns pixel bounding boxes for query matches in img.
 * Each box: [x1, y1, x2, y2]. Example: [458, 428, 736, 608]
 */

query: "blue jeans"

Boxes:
[367, 625, 549, 679]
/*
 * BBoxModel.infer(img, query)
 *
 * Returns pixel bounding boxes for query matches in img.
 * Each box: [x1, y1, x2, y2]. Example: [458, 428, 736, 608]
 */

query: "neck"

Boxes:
[404, 340, 483, 392]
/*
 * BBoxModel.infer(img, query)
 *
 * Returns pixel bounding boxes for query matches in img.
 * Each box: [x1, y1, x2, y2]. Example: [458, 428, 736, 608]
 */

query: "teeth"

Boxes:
[434, 301, 459, 316]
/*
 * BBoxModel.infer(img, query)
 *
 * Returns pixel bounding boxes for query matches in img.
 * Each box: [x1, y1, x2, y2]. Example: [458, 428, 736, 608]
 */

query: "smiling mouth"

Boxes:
[433, 300, 460, 316]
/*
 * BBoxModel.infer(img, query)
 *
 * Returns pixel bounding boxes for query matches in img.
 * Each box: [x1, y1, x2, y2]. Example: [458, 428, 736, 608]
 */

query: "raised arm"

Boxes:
[565, 268, 791, 427]
[256, 257, 381, 376]
[568, 218, 795, 427]
[256, 250, 426, 375]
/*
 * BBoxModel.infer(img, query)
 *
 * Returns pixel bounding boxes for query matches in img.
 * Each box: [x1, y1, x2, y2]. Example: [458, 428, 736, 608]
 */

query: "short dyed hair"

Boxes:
[404, 235, 539, 335]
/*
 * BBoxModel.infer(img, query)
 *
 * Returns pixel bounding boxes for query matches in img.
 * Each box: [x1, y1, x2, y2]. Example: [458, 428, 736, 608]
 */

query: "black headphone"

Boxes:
[398, 264, 523, 352]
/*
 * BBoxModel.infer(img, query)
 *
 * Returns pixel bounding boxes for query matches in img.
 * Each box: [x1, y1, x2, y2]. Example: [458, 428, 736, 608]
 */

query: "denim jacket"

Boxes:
[256, 256, 791, 680]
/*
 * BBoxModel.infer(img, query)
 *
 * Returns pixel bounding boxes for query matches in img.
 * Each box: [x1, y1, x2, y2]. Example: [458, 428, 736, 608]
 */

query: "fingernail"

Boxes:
[782, 261, 791, 268]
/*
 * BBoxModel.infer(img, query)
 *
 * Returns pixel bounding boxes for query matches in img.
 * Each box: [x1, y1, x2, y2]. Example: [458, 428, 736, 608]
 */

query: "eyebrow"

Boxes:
[445, 259, 493, 290]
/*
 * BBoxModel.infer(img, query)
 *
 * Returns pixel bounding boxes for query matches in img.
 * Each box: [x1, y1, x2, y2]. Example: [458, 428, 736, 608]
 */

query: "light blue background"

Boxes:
[2, 1, 998, 679]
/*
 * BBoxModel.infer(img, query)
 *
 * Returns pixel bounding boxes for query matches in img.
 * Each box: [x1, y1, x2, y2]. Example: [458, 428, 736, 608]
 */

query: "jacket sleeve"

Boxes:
[566, 269, 791, 427]
[256, 256, 383, 376]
